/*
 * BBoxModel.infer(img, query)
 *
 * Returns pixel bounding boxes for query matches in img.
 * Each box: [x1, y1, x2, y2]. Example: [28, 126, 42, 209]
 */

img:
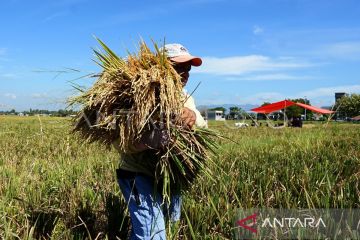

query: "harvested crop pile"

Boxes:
[68, 38, 220, 201]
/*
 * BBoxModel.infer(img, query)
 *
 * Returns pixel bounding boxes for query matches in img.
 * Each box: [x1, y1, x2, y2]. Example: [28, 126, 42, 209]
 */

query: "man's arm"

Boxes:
[112, 129, 169, 153]
[130, 107, 196, 152]
[113, 107, 198, 153]
[183, 95, 208, 128]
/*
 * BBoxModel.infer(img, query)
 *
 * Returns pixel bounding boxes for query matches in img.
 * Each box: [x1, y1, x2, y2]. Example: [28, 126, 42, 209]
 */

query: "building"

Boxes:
[207, 110, 225, 121]
[335, 92, 346, 102]
[335, 92, 347, 119]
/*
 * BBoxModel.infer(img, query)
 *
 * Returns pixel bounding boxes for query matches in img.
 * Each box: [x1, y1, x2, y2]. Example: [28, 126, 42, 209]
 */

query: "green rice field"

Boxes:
[0, 116, 359, 239]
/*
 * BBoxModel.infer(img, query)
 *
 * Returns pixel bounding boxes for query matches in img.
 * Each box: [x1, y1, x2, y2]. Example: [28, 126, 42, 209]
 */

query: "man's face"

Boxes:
[173, 62, 192, 86]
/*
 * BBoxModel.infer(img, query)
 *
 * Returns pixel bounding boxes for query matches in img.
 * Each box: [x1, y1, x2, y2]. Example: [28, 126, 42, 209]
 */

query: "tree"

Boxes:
[256, 102, 271, 120]
[229, 107, 240, 119]
[209, 107, 226, 114]
[285, 98, 312, 119]
[334, 93, 360, 118]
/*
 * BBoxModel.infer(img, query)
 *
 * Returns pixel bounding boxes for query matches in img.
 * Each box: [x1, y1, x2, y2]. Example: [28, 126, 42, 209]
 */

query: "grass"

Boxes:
[0, 115, 359, 239]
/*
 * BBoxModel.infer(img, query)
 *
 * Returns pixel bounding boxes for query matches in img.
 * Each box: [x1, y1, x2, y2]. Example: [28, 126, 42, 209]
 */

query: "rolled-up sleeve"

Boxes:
[183, 95, 208, 128]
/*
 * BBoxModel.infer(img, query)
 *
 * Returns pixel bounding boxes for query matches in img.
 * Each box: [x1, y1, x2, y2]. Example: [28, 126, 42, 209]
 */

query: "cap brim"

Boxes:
[170, 55, 202, 66]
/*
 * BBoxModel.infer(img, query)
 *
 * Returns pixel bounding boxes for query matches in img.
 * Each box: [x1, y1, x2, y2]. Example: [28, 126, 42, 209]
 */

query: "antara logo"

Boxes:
[261, 217, 326, 228]
[236, 213, 327, 234]
[236, 213, 258, 233]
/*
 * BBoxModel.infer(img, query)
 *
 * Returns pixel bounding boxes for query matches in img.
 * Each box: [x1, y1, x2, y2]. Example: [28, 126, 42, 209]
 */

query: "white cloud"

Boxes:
[31, 93, 48, 98]
[282, 84, 360, 106]
[240, 92, 285, 104]
[197, 92, 286, 106]
[298, 84, 360, 99]
[193, 55, 312, 75]
[225, 73, 312, 81]
[0, 73, 16, 79]
[4, 93, 17, 99]
[197, 85, 360, 108]
[243, 85, 360, 106]
[320, 41, 360, 60]
[197, 98, 226, 106]
[253, 25, 264, 35]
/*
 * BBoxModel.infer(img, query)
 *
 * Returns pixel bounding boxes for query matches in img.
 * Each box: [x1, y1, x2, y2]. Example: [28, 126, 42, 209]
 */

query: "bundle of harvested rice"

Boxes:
[68, 38, 221, 200]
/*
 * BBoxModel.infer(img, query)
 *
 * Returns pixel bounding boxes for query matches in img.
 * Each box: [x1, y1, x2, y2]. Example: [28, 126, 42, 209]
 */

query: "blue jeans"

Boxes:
[117, 170, 182, 240]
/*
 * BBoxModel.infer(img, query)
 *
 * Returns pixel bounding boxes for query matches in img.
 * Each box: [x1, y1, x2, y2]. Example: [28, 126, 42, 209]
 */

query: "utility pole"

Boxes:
[304, 96, 307, 121]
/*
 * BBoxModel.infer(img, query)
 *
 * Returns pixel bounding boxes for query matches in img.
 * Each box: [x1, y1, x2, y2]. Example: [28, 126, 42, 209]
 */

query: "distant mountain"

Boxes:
[197, 104, 259, 112]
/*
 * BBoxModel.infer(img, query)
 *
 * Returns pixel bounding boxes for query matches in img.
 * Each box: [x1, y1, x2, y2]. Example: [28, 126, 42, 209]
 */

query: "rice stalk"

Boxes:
[68, 38, 221, 200]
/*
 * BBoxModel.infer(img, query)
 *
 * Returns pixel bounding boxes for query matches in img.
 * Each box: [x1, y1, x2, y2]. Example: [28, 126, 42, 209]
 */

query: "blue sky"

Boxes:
[1, 0, 360, 111]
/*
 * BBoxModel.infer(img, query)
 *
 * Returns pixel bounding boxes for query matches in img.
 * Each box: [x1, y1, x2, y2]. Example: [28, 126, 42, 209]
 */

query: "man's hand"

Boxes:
[181, 107, 196, 128]
[131, 107, 196, 152]
[134, 128, 170, 151]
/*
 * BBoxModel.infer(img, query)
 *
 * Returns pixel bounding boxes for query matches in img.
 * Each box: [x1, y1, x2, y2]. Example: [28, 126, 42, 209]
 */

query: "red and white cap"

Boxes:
[162, 43, 202, 66]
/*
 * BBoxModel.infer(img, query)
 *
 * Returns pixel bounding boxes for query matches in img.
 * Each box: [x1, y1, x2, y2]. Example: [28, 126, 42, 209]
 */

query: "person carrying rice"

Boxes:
[70, 39, 219, 239]
[115, 43, 207, 239]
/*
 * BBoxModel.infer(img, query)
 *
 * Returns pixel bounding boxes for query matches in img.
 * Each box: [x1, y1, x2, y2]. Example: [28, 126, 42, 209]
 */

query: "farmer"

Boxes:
[116, 43, 207, 240]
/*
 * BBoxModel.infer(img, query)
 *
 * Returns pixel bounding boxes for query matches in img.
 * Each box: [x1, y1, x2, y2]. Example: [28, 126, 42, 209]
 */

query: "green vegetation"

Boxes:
[284, 98, 312, 119]
[0, 109, 77, 117]
[0, 116, 359, 239]
[334, 93, 360, 118]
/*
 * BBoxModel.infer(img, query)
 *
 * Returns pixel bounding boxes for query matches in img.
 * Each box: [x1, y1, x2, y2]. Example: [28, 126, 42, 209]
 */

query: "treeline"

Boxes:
[0, 109, 77, 117]
[206, 98, 313, 120]
[2, 94, 359, 119]
[334, 93, 360, 119]
[207, 106, 256, 120]
[206, 94, 360, 120]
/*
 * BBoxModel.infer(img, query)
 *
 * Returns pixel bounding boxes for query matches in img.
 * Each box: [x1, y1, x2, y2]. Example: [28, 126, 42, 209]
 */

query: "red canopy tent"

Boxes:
[251, 100, 335, 114]
[293, 102, 334, 114]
